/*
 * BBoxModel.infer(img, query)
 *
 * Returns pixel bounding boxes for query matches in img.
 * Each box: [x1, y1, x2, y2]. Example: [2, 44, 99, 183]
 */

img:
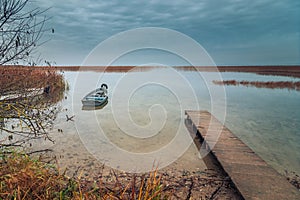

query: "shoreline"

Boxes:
[27, 126, 242, 199]
[55, 65, 300, 78]
[2, 65, 300, 198]
[25, 106, 242, 199]
[2, 65, 300, 78]
[30, 131, 242, 199]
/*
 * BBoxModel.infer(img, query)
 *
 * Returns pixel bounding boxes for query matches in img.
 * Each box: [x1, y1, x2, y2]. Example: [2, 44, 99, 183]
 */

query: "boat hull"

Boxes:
[81, 96, 108, 107]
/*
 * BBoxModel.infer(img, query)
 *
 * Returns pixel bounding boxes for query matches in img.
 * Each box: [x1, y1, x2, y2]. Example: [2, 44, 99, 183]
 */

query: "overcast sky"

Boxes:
[32, 0, 299, 66]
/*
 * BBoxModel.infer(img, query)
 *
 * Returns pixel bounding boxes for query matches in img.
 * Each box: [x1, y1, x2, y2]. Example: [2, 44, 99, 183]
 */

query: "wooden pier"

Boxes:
[185, 110, 300, 200]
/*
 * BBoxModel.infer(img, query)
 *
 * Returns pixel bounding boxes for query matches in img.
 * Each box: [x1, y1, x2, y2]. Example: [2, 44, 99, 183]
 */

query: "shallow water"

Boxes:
[59, 68, 300, 174]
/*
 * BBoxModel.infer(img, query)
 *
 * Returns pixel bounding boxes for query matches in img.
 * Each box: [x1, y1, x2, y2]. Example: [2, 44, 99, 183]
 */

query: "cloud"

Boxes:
[31, 0, 299, 65]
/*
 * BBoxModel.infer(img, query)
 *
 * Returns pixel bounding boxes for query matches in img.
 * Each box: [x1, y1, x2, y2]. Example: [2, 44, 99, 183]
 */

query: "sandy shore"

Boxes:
[27, 111, 242, 199]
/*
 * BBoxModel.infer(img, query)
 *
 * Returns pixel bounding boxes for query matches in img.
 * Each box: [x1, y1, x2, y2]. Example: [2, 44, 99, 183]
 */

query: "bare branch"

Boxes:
[0, 66, 66, 150]
[0, 0, 51, 65]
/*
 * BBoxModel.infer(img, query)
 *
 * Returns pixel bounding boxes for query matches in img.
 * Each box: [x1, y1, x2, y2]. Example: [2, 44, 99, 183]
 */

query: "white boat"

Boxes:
[81, 84, 108, 107]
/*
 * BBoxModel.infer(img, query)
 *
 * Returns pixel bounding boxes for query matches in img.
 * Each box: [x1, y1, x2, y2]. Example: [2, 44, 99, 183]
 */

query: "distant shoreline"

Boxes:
[2, 65, 300, 77]
[48, 65, 300, 78]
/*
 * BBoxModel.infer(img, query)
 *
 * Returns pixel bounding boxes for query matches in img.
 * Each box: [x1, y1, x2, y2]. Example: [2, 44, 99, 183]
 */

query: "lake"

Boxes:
[58, 67, 300, 174]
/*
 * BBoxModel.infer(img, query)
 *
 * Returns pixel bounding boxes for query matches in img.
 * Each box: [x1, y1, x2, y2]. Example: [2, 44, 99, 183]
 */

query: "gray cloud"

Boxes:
[33, 0, 299, 65]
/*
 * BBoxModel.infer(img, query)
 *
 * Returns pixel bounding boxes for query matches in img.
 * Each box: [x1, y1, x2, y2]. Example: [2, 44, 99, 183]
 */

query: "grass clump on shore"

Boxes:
[0, 150, 169, 200]
[0, 150, 69, 199]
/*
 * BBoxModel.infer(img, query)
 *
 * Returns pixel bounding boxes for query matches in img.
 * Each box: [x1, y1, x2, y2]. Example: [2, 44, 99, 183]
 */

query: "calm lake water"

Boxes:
[60, 67, 300, 174]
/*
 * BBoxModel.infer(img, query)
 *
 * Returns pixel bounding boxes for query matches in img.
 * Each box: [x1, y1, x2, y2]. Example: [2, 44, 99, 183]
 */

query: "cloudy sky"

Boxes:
[32, 0, 299, 66]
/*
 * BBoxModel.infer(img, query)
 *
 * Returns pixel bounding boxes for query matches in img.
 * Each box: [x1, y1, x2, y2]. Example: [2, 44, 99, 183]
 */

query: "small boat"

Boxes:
[81, 84, 108, 107]
[82, 100, 108, 110]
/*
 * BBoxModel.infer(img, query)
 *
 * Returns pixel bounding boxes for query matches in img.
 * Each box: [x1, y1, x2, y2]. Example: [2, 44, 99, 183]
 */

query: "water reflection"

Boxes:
[68, 67, 226, 172]
[62, 68, 300, 175]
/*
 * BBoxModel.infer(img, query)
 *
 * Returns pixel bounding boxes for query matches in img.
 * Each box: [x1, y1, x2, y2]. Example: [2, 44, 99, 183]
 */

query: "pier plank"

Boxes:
[185, 110, 300, 200]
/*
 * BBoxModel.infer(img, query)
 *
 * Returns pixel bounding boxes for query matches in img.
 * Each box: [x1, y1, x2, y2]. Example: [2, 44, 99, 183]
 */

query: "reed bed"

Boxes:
[213, 80, 300, 91]
[0, 66, 66, 148]
[0, 66, 65, 99]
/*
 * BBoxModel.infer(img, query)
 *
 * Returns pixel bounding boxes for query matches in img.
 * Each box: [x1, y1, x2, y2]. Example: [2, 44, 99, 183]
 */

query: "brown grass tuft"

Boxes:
[0, 151, 169, 200]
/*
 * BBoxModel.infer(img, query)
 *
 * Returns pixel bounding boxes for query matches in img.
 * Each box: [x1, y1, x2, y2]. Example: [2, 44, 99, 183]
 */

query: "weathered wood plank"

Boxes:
[185, 110, 300, 200]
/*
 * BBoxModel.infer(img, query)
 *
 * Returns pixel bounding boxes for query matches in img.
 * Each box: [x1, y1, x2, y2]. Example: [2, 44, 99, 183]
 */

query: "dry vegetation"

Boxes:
[0, 66, 66, 148]
[0, 66, 65, 98]
[213, 80, 300, 91]
[176, 66, 300, 78]
[53, 65, 300, 79]
[0, 150, 243, 200]
[0, 151, 168, 199]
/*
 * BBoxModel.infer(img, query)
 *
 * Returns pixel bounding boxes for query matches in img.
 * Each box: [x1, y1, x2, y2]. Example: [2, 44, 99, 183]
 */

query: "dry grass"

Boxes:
[0, 150, 68, 199]
[0, 149, 243, 199]
[0, 66, 66, 108]
[0, 66, 66, 148]
[0, 150, 169, 200]
[0, 66, 66, 103]
[213, 80, 300, 91]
